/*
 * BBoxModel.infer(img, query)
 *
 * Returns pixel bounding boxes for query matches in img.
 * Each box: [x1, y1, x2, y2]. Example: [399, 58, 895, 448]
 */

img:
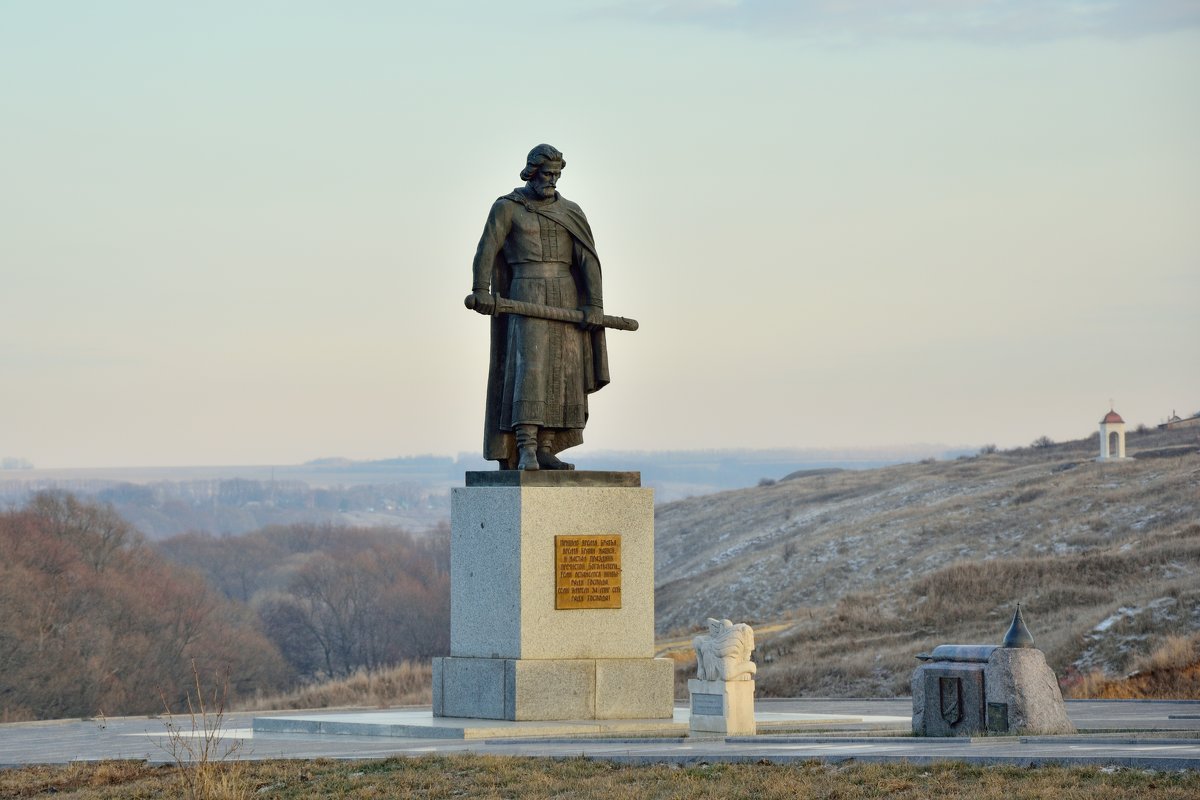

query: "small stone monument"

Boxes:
[984, 605, 1076, 735]
[688, 618, 757, 735]
[912, 605, 1075, 736]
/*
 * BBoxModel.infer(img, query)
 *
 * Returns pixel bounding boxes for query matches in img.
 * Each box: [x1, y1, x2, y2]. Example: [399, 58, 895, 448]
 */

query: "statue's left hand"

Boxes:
[580, 305, 604, 331]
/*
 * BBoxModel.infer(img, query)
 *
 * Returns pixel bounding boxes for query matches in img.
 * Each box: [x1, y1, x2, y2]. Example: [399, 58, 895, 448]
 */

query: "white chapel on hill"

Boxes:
[1098, 408, 1126, 460]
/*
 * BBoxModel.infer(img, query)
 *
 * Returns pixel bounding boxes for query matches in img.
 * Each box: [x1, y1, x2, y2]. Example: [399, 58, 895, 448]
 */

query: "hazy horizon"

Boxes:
[0, 443, 974, 474]
[4, 1, 1198, 469]
[0, 432, 1163, 473]
[1, 441, 976, 472]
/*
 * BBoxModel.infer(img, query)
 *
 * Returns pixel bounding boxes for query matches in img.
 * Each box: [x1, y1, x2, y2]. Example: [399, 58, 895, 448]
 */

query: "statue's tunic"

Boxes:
[472, 190, 609, 467]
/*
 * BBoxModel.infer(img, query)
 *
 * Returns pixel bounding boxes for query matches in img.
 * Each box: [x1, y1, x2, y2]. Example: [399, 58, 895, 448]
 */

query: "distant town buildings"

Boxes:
[1, 457, 33, 470]
[1159, 410, 1200, 431]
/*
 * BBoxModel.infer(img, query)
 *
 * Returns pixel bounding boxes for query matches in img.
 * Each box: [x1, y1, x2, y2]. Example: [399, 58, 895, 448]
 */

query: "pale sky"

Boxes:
[2, 1, 1198, 468]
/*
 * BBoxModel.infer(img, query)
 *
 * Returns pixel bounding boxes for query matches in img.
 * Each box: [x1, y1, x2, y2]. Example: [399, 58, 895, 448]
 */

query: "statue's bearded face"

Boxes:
[528, 163, 562, 198]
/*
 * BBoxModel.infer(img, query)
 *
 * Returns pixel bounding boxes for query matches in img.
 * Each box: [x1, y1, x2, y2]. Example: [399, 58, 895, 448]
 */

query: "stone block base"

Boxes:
[688, 678, 756, 735]
[433, 656, 674, 721]
[912, 662, 987, 736]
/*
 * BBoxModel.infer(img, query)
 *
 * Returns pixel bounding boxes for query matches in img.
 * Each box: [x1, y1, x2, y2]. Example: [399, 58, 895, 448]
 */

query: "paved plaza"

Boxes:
[1, 698, 1197, 770]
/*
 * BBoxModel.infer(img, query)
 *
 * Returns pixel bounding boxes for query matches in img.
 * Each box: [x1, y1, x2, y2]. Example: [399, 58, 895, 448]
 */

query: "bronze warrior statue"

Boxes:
[468, 144, 610, 471]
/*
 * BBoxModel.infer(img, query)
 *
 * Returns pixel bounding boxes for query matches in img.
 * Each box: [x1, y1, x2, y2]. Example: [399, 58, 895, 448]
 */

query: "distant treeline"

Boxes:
[0, 479, 448, 539]
[0, 492, 449, 721]
[0, 448, 971, 538]
[159, 523, 449, 681]
[0, 492, 288, 721]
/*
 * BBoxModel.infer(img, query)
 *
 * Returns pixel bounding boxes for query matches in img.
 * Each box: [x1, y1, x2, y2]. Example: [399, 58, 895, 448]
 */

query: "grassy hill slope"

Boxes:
[653, 427, 1199, 696]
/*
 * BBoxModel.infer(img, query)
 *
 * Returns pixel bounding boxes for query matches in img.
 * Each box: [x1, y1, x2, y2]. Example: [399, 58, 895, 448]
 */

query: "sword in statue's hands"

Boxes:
[464, 293, 639, 332]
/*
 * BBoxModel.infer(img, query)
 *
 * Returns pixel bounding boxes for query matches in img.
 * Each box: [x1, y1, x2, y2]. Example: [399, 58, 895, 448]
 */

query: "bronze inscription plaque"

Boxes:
[555, 534, 622, 609]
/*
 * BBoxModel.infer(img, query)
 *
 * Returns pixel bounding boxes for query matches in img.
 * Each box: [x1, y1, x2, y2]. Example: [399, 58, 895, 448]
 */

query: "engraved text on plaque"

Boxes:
[555, 534, 622, 609]
[691, 692, 724, 717]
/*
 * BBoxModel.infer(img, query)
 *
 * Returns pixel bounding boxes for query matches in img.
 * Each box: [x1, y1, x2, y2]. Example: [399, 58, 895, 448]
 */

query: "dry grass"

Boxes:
[1067, 634, 1200, 699]
[1, 756, 1198, 799]
[233, 661, 431, 711]
[0, 760, 159, 798]
[658, 442, 1199, 635]
[1140, 634, 1200, 673]
[753, 523, 1200, 698]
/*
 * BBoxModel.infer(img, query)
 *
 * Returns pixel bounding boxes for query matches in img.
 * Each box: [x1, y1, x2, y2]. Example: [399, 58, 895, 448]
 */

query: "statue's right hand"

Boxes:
[469, 290, 495, 315]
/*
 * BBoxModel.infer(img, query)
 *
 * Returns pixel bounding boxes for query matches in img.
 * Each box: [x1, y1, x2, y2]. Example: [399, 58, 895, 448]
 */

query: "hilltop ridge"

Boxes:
[653, 427, 1200, 695]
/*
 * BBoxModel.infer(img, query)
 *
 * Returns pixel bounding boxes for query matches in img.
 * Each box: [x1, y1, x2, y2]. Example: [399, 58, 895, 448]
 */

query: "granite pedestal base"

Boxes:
[432, 656, 674, 721]
[436, 471, 673, 721]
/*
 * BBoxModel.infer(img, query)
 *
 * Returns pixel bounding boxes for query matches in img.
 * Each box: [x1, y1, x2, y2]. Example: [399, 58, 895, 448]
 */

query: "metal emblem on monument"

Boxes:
[939, 676, 963, 726]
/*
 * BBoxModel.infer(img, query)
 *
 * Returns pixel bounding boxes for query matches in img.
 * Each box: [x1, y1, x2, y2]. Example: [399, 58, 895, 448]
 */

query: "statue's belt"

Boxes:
[511, 262, 572, 278]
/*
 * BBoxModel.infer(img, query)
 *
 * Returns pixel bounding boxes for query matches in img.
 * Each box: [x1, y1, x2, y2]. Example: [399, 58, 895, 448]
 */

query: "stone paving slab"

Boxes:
[251, 708, 879, 739]
[1, 700, 1197, 770]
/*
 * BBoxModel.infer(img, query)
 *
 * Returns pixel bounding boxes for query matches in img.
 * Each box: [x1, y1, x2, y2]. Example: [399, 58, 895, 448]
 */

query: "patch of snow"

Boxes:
[1162, 561, 1192, 580]
[1093, 607, 1136, 633]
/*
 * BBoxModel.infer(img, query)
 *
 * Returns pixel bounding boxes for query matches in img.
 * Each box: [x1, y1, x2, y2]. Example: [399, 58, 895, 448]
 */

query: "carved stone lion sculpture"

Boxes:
[693, 618, 756, 681]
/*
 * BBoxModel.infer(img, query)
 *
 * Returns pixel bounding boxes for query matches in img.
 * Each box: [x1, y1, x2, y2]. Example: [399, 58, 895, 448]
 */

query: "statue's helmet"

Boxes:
[520, 143, 565, 181]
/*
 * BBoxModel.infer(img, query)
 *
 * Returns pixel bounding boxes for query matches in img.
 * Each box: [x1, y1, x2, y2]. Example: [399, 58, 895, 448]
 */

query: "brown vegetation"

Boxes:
[1066, 634, 1200, 699]
[0, 490, 449, 721]
[1, 756, 1197, 799]
[0, 493, 287, 721]
[159, 523, 449, 681]
[747, 523, 1200, 698]
[234, 661, 432, 711]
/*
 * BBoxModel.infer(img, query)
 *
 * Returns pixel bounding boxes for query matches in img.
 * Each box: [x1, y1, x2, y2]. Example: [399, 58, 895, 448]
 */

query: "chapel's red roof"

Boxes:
[1102, 410, 1124, 424]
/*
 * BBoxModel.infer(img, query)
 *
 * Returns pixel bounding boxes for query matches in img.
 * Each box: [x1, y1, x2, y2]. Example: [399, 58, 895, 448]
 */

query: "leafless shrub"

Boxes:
[1031, 435, 1055, 449]
[782, 540, 798, 564]
[1014, 488, 1045, 504]
[158, 660, 248, 800]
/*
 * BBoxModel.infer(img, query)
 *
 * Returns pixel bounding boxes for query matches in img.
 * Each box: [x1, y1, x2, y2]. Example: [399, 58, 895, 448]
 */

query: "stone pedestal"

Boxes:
[688, 678, 756, 735]
[985, 648, 1075, 735]
[432, 471, 674, 721]
[912, 646, 1075, 736]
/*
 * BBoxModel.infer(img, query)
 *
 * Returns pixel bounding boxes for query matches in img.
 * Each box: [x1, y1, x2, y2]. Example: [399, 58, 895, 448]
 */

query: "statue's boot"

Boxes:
[515, 424, 539, 471]
[536, 431, 575, 470]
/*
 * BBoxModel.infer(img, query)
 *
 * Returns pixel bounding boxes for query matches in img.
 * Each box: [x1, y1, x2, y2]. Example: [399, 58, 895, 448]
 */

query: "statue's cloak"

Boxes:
[484, 191, 610, 466]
